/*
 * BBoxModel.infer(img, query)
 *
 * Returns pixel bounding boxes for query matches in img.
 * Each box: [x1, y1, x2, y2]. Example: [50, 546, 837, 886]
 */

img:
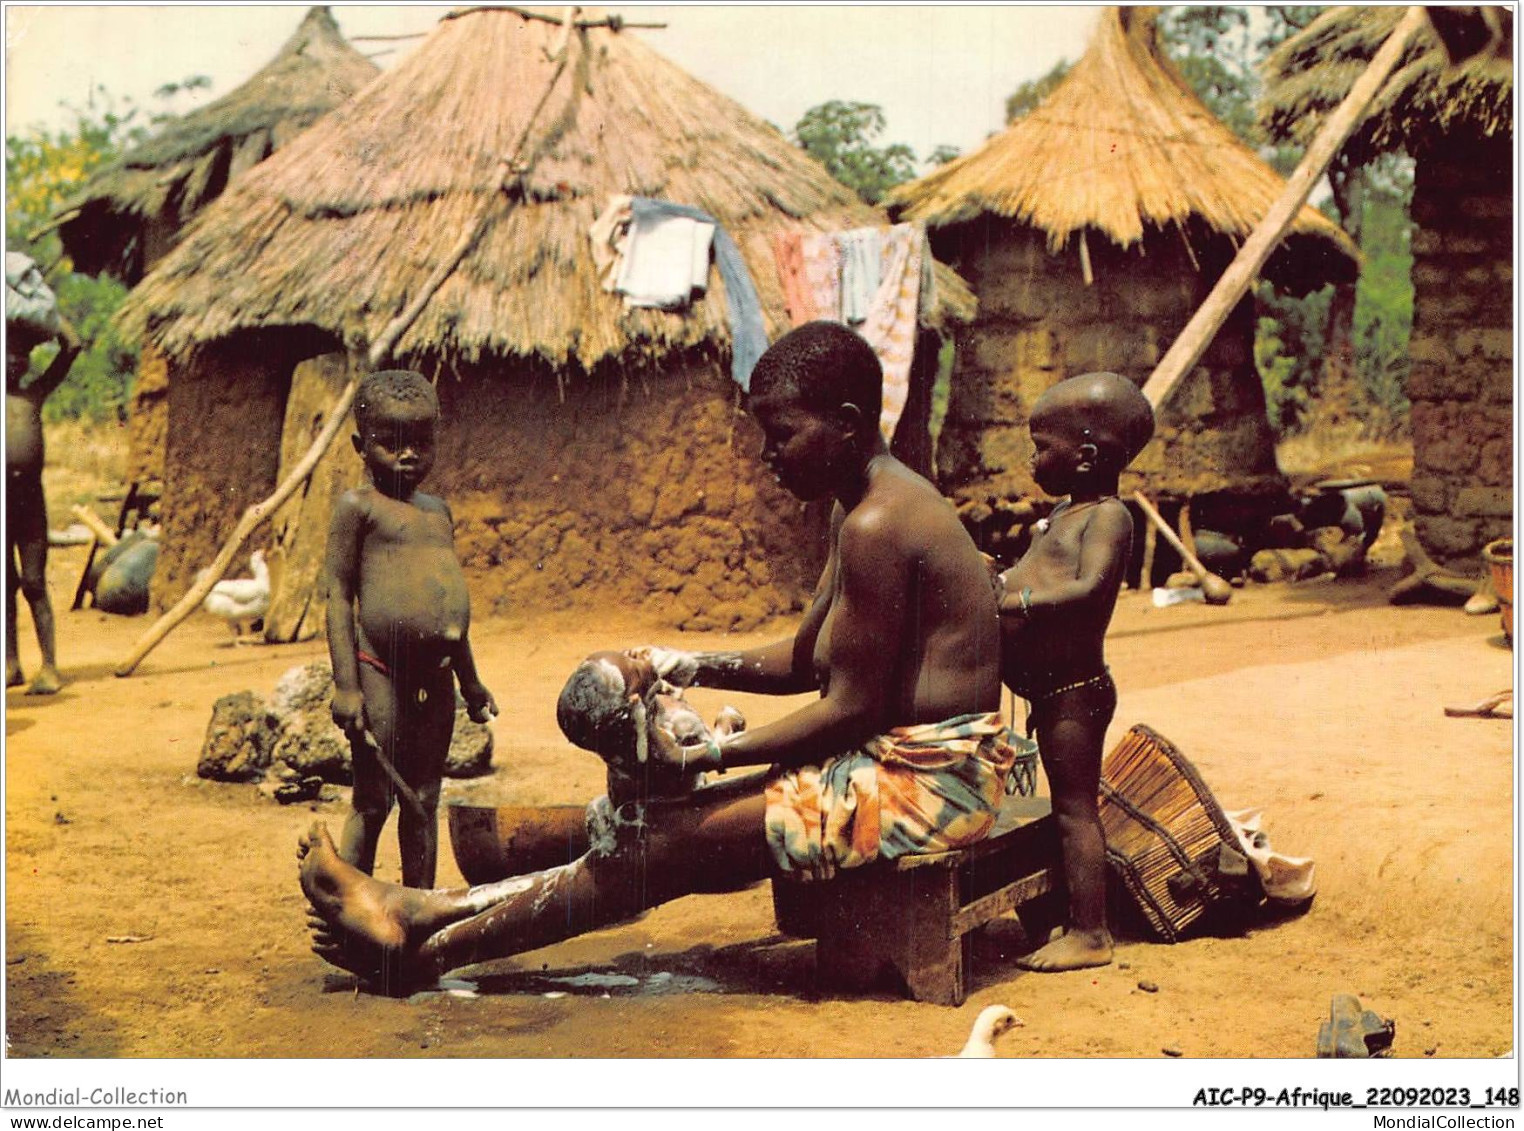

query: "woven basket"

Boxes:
[1098, 724, 1244, 942]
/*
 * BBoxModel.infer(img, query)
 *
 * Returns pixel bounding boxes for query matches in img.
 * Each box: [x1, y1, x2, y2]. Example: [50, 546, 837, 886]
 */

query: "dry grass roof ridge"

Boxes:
[120, 7, 974, 368]
[1259, 5, 1513, 164]
[54, 6, 380, 281]
[889, 6, 1358, 286]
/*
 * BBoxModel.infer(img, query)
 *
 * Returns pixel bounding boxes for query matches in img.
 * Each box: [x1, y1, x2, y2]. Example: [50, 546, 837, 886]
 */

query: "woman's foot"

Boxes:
[1015, 927, 1114, 972]
[297, 822, 433, 993]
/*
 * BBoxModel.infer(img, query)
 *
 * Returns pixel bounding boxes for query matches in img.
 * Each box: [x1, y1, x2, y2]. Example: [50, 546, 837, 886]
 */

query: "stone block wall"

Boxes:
[930, 218, 1282, 506]
[1407, 134, 1513, 572]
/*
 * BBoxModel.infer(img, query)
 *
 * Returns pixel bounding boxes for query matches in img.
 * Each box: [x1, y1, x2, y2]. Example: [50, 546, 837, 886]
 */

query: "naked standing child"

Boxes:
[325, 369, 497, 889]
[999, 371, 1154, 972]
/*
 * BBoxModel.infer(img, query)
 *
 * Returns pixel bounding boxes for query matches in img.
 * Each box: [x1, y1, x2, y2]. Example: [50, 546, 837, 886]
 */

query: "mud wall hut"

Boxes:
[1262, 7, 1513, 575]
[891, 7, 1358, 546]
[120, 7, 972, 635]
[46, 7, 378, 485]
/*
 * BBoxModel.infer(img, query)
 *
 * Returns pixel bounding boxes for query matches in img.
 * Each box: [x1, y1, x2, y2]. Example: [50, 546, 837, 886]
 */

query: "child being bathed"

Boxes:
[999, 372, 1154, 972]
[325, 369, 496, 889]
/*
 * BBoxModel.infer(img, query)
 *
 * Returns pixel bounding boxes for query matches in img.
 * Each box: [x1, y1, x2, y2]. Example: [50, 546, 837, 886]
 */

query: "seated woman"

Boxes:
[297, 322, 1015, 992]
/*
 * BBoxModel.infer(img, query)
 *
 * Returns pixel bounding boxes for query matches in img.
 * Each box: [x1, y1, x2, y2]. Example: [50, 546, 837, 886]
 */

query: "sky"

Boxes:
[4, 4, 1100, 168]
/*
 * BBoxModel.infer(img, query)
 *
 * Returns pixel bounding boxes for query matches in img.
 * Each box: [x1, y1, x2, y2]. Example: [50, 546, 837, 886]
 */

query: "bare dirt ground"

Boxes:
[4, 544, 1514, 1060]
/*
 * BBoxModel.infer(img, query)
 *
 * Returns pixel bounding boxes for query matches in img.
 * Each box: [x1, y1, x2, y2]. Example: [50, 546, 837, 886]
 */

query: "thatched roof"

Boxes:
[52, 8, 379, 283]
[119, 7, 974, 369]
[1260, 6, 1513, 165]
[890, 7, 1358, 290]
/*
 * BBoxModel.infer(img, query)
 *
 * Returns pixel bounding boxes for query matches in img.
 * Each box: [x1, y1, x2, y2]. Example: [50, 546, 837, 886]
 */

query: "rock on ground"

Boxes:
[197, 691, 281, 782]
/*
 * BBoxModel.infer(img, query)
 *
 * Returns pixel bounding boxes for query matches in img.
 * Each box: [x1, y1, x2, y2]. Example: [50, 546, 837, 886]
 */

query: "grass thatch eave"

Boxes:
[1259, 6, 1513, 166]
[119, 6, 973, 372]
[52, 7, 378, 282]
[890, 7, 1358, 291]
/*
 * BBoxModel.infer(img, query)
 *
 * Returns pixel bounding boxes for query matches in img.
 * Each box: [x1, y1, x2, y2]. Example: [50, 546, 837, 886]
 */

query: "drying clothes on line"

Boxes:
[1224, 807, 1317, 904]
[616, 211, 715, 309]
[838, 227, 882, 324]
[768, 223, 931, 441]
[588, 196, 770, 391]
[857, 224, 924, 442]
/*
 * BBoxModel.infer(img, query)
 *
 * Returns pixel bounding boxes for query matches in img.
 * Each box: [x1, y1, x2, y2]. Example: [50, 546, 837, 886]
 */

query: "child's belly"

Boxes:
[357, 547, 471, 653]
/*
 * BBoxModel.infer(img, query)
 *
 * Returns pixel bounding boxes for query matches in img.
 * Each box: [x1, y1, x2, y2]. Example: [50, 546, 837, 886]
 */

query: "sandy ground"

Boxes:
[3, 546, 1515, 1061]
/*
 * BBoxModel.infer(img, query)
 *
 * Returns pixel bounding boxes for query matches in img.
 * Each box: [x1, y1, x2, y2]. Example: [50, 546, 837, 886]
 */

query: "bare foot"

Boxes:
[297, 822, 421, 992]
[7, 663, 24, 688]
[1016, 928, 1114, 972]
[26, 666, 61, 695]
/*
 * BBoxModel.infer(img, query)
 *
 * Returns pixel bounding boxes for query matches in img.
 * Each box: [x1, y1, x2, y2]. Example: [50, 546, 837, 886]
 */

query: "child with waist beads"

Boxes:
[998, 372, 1154, 972]
[325, 369, 496, 889]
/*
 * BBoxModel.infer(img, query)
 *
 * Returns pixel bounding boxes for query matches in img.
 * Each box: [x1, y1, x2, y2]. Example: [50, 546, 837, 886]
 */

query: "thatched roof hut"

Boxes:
[1261, 6, 1513, 576]
[52, 7, 379, 284]
[889, 6, 1359, 558]
[121, 6, 972, 632]
[1261, 6, 1512, 164]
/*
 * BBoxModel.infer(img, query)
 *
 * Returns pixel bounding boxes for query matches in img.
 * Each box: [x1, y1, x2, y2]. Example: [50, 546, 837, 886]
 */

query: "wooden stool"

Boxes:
[772, 794, 1058, 1005]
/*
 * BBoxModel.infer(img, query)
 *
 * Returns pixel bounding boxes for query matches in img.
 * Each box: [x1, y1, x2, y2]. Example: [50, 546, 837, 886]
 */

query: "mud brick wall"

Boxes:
[153, 335, 292, 607]
[930, 219, 1282, 507]
[126, 343, 168, 486]
[1406, 135, 1513, 573]
[431, 354, 821, 630]
[153, 343, 822, 630]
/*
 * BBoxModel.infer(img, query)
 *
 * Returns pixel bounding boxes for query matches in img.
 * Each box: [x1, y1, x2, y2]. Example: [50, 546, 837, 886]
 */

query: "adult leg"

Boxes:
[394, 667, 456, 889]
[13, 470, 58, 694]
[337, 662, 398, 875]
[299, 775, 773, 989]
[1017, 680, 1116, 972]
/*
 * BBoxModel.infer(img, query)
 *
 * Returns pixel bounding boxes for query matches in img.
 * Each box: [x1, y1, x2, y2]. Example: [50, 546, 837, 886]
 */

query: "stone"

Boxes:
[273, 711, 351, 784]
[197, 691, 280, 782]
[446, 694, 495, 779]
[270, 662, 335, 721]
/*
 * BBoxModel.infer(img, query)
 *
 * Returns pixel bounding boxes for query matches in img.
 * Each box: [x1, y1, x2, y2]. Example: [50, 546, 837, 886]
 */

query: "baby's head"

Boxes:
[352, 369, 439, 494]
[746, 321, 883, 500]
[556, 651, 708, 803]
[1029, 372, 1154, 491]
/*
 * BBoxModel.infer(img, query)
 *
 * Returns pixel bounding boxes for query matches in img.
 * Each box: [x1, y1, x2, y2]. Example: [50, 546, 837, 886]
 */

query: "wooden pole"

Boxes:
[1133, 492, 1233, 605]
[113, 19, 584, 678]
[1140, 5, 1428, 410]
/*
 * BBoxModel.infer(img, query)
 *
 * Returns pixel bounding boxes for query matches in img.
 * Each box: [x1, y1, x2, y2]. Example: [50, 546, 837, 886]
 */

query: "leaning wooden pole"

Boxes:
[1140, 5, 1428, 410]
[114, 10, 583, 677]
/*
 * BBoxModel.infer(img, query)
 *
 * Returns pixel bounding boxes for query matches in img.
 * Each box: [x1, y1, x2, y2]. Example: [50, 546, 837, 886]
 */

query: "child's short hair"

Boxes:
[749, 321, 882, 425]
[354, 369, 438, 434]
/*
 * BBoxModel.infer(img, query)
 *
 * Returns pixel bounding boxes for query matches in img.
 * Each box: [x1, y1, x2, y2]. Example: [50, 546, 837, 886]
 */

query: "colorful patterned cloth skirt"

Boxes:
[764, 711, 1019, 881]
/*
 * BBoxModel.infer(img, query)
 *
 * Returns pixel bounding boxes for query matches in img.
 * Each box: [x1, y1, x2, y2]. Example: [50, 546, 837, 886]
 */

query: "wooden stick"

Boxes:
[114, 17, 584, 678]
[1140, 5, 1429, 409]
[70, 504, 118, 548]
[1133, 492, 1233, 605]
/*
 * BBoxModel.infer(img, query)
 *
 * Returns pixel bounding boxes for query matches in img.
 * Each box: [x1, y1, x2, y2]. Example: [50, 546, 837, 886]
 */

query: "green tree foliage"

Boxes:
[6, 79, 207, 421]
[792, 101, 918, 205]
[1004, 59, 1072, 124]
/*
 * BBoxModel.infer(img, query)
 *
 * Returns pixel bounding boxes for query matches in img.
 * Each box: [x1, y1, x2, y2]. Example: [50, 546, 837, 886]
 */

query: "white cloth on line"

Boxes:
[615, 211, 715, 309]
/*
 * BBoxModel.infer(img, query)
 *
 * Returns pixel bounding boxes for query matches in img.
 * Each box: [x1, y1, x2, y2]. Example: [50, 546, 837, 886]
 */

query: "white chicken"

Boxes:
[949, 1004, 1024, 1058]
[202, 550, 271, 644]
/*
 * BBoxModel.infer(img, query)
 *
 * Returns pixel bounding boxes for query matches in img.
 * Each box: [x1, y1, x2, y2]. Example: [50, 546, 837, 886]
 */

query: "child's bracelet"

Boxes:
[706, 734, 727, 775]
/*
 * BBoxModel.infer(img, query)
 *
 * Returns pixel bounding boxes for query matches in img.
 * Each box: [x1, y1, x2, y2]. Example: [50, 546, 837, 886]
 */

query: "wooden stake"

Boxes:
[1140, 5, 1429, 410]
